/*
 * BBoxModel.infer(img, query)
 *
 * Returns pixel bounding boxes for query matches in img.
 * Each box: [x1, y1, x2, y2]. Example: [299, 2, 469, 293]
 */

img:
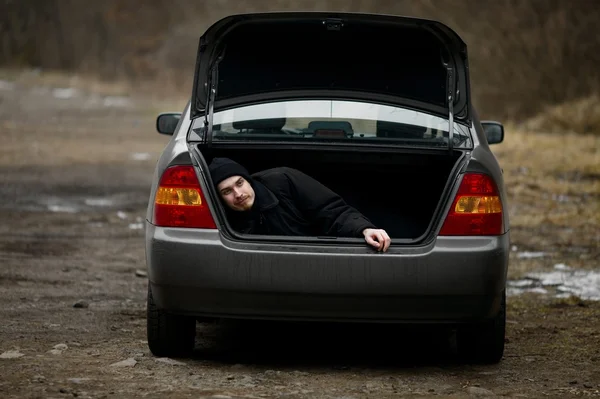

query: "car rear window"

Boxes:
[192, 100, 472, 149]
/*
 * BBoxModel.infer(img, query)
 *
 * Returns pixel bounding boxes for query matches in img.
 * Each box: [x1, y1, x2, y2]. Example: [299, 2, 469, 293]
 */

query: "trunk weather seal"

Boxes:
[425, 151, 471, 240]
[191, 143, 467, 247]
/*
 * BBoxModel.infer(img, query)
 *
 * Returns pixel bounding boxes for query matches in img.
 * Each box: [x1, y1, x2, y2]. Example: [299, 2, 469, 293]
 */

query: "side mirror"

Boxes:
[156, 113, 182, 135]
[481, 121, 504, 144]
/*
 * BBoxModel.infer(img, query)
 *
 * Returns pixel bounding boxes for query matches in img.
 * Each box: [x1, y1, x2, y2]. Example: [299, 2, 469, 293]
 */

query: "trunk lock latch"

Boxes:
[324, 18, 344, 31]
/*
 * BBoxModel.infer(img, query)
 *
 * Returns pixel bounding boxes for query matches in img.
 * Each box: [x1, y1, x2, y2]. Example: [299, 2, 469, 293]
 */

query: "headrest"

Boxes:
[232, 118, 286, 131]
[376, 121, 428, 138]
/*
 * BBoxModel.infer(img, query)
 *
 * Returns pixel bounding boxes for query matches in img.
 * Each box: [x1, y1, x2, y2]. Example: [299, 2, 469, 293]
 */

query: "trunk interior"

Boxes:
[199, 146, 464, 241]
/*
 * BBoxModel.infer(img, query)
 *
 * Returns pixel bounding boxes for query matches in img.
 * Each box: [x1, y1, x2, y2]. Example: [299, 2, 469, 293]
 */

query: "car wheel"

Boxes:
[456, 291, 506, 364]
[146, 284, 196, 357]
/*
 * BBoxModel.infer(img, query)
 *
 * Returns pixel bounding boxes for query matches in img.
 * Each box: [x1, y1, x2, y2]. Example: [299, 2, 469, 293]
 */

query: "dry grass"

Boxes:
[493, 126, 599, 278]
[521, 94, 600, 136]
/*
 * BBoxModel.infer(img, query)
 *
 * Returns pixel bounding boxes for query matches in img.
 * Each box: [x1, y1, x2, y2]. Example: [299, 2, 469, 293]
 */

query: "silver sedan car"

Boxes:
[145, 12, 509, 364]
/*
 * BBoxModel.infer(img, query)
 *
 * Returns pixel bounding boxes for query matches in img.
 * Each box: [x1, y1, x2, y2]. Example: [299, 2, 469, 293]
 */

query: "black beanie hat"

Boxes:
[208, 158, 252, 186]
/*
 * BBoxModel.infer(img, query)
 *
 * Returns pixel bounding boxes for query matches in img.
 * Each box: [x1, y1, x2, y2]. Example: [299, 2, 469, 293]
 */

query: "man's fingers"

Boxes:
[383, 231, 391, 252]
[372, 231, 385, 251]
[365, 234, 380, 249]
[376, 232, 385, 251]
[375, 230, 391, 252]
[370, 236, 381, 248]
[364, 229, 391, 252]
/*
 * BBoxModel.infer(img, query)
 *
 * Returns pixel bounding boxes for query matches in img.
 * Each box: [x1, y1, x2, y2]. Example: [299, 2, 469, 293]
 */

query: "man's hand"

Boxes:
[362, 228, 391, 252]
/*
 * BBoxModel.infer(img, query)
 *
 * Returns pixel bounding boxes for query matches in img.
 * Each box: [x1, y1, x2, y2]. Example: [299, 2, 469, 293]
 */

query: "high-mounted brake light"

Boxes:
[153, 165, 217, 229]
[439, 173, 503, 236]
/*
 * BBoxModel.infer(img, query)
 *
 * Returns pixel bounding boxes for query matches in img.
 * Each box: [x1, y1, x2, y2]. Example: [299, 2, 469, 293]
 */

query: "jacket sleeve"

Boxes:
[280, 168, 376, 237]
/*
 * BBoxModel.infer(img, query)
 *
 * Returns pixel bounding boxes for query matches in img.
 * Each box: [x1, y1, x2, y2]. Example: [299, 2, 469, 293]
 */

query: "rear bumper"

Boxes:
[146, 224, 509, 323]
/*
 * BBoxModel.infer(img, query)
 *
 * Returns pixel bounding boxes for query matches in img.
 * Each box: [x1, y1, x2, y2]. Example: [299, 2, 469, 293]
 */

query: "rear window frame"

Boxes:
[188, 99, 473, 149]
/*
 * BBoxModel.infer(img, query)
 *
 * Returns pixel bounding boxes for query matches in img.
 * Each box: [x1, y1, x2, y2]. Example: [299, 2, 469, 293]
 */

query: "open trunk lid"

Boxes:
[191, 12, 472, 126]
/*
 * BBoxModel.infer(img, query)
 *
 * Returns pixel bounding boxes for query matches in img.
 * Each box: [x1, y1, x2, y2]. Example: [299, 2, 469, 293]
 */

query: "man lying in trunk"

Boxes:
[208, 157, 391, 252]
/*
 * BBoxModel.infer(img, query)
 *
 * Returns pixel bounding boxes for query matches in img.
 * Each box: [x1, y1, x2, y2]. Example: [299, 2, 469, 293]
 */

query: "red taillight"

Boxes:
[439, 173, 503, 236]
[153, 165, 217, 229]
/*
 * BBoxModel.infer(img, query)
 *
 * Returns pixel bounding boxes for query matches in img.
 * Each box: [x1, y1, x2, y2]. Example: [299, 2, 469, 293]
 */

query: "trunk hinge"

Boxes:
[447, 65, 455, 155]
[203, 65, 218, 148]
[203, 48, 225, 147]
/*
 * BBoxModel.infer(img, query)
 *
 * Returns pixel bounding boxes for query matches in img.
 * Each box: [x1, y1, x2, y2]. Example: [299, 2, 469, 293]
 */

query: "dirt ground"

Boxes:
[0, 70, 599, 399]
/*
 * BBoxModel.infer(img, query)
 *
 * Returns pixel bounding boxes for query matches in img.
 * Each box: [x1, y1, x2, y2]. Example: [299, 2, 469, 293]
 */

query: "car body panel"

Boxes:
[146, 226, 508, 322]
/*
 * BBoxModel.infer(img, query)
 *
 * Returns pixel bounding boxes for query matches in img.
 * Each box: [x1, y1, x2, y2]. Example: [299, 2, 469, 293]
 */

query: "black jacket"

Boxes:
[225, 167, 375, 237]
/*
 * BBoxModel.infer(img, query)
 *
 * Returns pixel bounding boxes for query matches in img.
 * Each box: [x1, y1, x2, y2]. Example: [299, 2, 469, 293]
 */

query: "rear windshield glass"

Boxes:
[191, 100, 472, 148]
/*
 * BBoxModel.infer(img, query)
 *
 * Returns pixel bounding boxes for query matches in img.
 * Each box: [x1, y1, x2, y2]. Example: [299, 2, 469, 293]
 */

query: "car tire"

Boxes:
[456, 291, 506, 364]
[146, 284, 196, 358]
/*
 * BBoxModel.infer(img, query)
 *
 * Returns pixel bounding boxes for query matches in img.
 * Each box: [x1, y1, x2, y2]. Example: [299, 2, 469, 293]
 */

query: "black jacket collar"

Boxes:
[252, 180, 279, 211]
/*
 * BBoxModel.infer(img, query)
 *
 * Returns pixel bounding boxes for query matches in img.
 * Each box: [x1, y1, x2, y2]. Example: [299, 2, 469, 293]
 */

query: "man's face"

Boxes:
[217, 175, 255, 211]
